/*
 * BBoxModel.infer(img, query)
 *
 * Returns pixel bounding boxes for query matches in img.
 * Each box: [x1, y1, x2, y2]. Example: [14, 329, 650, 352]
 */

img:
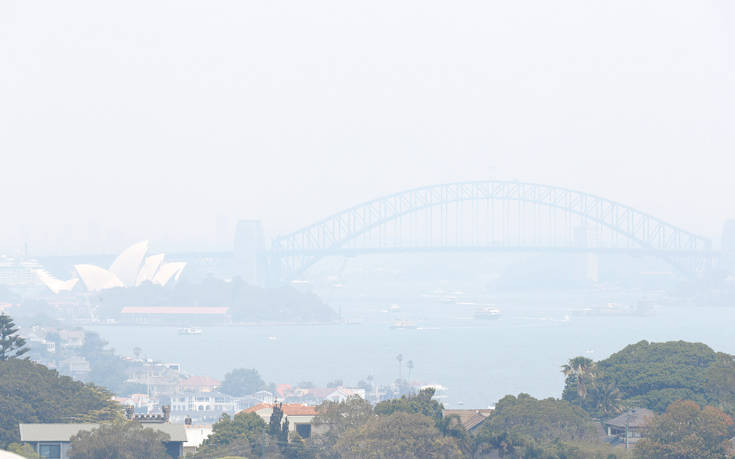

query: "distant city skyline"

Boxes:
[2, 1, 734, 254]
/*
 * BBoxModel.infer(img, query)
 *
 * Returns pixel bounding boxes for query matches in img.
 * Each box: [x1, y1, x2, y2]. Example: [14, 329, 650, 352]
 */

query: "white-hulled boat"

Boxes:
[178, 327, 203, 335]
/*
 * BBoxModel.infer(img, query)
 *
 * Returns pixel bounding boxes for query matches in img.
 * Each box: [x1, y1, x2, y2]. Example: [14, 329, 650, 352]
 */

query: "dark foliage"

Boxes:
[635, 400, 734, 458]
[0, 359, 120, 447]
[475, 393, 601, 450]
[195, 412, 267, 458]
[0, 313, 29, 361]
[94, 278, 337, 322]
[218, 368, 266, 397]
[564, 340, 735, 416]
[69, 421, 170, 459]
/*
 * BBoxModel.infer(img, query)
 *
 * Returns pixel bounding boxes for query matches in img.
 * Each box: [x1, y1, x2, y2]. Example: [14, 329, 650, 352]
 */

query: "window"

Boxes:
[295, 423, 311, 439]
[39, 443, 61, 459]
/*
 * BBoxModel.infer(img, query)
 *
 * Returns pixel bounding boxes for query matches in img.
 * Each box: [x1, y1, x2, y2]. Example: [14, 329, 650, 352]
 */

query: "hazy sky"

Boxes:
[2, 1, 734, 254]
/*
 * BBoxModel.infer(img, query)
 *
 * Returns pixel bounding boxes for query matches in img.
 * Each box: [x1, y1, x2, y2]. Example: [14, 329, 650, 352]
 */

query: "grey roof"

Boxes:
[20, 424, 99, 442]
[19, 423, 187, 443]
[604, 408, 655, 429]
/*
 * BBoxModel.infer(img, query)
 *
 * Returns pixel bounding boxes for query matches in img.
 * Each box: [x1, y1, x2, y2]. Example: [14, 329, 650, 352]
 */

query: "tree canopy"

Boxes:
[0, 313, 29, 361]
[335, 412, 463, 459]
[563, 340, 735, 416]
[374, 387, 443, 422]
[478, 393, 601, 446]
[218, 368, 266, 397]
[196, 412, 267, 458]
[0, 359, 120, 447]
[69, 421, 170, 459]
[634, 400, 734, 459]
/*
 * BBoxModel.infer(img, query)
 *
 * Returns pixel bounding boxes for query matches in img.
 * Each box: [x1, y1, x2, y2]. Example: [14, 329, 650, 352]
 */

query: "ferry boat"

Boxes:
[390, 320, 418, 329]
[474, 307, 501, 320]
[178, 327, 203, 335]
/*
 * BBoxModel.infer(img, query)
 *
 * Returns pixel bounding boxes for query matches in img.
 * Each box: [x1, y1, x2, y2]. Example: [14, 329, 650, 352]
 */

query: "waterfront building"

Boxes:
[73, 241, 186, 292]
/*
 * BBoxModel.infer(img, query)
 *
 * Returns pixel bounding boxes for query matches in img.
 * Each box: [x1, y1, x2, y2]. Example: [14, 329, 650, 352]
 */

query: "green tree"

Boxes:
[7, 442, 39, 458]
[634, 400, 734, 459]
[310, 396, 374, 456]
[564, 341, 735, 417]
[218, 368, 266, 397]
[68, 421, 170, 459]
[78, 331, 135, 395]
[335, 412, 463, 458]
[196, 411, 267, 458]
[0, 359, 120, 447]
[0, 313, 29, 361]
[374, 387, 443, 422]
[587, 380, 623, 418]
[561, 356, 596, 401]
[475, 393, 600, 451]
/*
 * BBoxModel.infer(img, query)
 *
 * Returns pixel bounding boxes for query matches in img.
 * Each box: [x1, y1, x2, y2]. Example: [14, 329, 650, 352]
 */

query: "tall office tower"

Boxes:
[233, 220, 266, 286]
[723, 220, 735, 252]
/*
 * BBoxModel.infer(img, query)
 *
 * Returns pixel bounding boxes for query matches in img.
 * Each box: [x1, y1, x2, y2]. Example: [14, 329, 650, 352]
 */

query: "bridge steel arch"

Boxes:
[270, 181, 711, 282]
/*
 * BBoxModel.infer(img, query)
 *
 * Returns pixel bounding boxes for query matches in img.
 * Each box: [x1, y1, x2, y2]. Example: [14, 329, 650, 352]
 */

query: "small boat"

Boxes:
[390, 320, 418, 329]
[178, 327, 202, 335]
[389, 304, 401, 312]
[474, 307, 501, 320]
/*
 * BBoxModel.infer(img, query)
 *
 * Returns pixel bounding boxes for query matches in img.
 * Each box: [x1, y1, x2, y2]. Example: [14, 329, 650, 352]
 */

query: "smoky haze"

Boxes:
[1, 1, 734, 254]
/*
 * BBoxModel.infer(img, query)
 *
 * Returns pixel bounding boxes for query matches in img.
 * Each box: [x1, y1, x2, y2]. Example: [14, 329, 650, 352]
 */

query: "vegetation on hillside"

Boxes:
[68, 421, 170, 459]
[634, 400, 734, 458]
[94, 278, 337, 322]
[563, 340, 735, 417]
[0, 313, 29, 361]
[0, 359, 121, 447]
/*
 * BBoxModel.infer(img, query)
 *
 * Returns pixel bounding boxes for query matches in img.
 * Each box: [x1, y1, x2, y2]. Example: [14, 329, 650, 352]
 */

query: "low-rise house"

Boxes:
[183, 424, 213, 456]
[442, 409, 493, 434]
[603, 407, 655, 448]
[19, 424, 186, 459]
[58, 329, 84, 348]
[324, 387, 366, 403]
[252, 390, 276, 404]
[240, 403, 319, 439]
[170, 391, 238, 413]
[178, 375, 220, 393]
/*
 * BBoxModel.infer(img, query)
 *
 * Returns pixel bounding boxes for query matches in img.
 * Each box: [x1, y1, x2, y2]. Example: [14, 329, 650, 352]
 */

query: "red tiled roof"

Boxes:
[120, 307, 229, 315]
[275, 384, 292, 398]
[241, 403, 318, 416]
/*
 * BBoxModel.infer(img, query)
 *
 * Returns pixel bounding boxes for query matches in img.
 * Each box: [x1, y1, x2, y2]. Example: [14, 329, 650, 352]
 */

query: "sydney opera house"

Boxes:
[35, 241, 186, 293]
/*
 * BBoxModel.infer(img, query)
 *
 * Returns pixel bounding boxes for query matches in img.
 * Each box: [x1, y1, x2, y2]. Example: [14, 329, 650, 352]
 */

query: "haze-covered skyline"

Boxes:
[2, 1, 734, 255]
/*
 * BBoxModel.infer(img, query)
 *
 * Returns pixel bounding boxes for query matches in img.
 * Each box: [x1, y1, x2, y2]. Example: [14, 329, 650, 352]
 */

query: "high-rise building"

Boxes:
[723, 220, 735, 252]
[233, 220, 266, 286]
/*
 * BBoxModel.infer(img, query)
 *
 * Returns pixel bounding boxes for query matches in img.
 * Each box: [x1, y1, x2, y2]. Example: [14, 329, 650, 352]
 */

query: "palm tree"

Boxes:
[396, 354, 403, 380]
[589, 381, 623, 417]
[407, 360, 414, 380]
[561, 356, 596, 400]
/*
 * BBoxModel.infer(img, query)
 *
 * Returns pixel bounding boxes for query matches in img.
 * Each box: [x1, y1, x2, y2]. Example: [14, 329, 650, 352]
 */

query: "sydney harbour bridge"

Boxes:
[256, 181, 714, 284]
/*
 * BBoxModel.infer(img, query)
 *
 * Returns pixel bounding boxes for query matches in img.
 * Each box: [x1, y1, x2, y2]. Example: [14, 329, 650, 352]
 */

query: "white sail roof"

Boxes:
[34, 269, 78, 294]
[109, 241, 148, 287]
[153, 262, 186, 286]
[75, 264, 124, 291]
[136, 253, 165, 285]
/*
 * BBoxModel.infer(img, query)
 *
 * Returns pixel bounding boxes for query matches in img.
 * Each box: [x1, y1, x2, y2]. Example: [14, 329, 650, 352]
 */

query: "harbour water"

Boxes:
[88, 295, 735, 408]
